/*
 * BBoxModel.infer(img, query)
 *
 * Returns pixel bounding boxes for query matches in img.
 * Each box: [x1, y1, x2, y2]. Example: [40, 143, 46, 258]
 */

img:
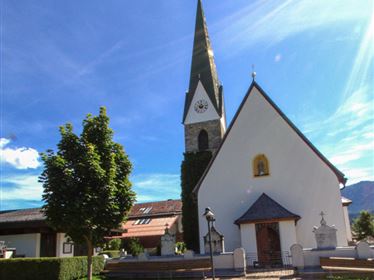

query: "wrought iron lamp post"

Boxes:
[203, 207, 215, 280]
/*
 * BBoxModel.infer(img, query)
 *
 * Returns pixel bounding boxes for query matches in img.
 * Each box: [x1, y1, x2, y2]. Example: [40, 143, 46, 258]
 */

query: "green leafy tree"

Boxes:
[39, 107, 135, 280]
[121, 237, 144, 256]
[352, 210, 374, 240]
[181, 151, 212, 252]
[106, 238, 121, 250]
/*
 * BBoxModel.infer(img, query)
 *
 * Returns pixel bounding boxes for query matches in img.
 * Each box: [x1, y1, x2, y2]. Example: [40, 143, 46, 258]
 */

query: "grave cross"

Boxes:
[320, 211, 326, 225]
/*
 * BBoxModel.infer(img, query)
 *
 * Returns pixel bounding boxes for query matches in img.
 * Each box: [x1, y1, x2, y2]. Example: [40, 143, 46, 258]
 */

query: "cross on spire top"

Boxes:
[251, 64, 256, 81]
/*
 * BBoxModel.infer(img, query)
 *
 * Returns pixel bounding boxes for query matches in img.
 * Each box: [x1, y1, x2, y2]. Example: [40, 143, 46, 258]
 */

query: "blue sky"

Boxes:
[1, 0, 373, 210]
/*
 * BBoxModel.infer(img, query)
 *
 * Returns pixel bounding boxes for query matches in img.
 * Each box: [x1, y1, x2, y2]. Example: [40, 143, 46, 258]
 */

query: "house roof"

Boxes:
[193, 81, 346, 194]
[119, 216, 179, 238]
[0, 199, 182, 225]
[129, 199, 182, 219]
[235, 193, 300, 225]
[0, 208, 45, 224]
[183, 0, 222, 122]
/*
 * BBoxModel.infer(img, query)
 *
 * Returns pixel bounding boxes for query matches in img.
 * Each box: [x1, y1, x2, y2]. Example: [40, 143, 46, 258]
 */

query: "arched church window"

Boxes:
[253, 154, 270, 177]
[198, 130, 209, 151]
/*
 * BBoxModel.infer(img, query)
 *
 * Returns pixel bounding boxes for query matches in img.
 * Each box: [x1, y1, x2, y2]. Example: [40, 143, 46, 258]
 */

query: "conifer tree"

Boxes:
[181, 151, 212, 252]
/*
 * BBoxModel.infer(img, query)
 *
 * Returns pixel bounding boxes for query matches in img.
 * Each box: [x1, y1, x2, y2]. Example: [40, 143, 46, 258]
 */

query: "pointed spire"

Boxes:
[183, 0, 222, 122]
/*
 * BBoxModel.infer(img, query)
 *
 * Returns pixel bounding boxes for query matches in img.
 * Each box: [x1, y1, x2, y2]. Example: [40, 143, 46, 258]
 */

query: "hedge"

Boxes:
[0, 256, 104, 280]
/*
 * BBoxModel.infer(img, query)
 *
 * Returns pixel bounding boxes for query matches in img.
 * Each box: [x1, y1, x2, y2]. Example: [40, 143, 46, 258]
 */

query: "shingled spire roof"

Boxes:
[183, 0, 222, 122]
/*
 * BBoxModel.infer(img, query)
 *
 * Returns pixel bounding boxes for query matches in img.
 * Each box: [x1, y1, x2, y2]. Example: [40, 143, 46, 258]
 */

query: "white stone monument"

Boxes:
[313, 212, 337, 249]
[204, 224, 225, 253]
[161, 225, 176, 256]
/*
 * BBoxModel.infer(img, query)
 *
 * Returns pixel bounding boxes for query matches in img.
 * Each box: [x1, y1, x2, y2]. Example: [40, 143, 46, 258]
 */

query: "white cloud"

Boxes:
[131, 173, 180, 203]
[214, 0, 369, 52]
[1, 174, 43, 201]
[341, 167, 374, 185]
[0, 138, 41, 169]
[274, 54, 282, 62]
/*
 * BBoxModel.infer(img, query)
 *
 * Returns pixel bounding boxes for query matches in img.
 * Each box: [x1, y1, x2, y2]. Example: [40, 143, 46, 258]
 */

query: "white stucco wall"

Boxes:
[213, 253, 234, 269]
[1, 233, 41, 257]
[240, 223, 257, 254]
[56, 233, 74, 257]
[342, 206, 352, 241]
[184, 81, 220, 124]
[279, 220, 297, 259]
[198, 86, 348, 253]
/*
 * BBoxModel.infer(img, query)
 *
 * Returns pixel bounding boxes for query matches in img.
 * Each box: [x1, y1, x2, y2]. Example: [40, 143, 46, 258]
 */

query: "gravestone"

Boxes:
[161, 226, 176, 256]
[313, 212, 337, 249]
[356, 241, 371, 259]
[290, 244, 304, 269]
[204, 225, 225, 253]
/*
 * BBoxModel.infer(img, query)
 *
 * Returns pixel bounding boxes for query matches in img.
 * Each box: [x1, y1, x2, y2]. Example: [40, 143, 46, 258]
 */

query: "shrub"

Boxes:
[121, 237, 144, 256]
[0, 256, 104, 280]
[106, 238, 121, 250]
[352, 210, 374, 240]
[176, 242, 186, 254]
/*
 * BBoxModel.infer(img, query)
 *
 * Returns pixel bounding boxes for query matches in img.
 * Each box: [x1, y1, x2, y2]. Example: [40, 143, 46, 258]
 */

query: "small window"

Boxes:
[134, 218, 151, 225]
[143, 207, 152, 214]
[198, 130, 209, 151]
[253, 154, 270, 177]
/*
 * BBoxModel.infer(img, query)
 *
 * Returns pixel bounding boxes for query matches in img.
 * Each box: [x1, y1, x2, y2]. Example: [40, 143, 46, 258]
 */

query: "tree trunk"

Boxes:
[85, 236, 94, 280]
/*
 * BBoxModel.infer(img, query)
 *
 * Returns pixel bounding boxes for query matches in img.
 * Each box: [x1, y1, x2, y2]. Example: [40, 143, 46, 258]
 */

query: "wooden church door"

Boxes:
[255, 222, 282, 266]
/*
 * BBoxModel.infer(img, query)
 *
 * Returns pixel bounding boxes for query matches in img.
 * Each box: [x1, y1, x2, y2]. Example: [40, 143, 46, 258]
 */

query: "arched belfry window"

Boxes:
[198, 130, 209, 151]
[253, 154, 270, 177]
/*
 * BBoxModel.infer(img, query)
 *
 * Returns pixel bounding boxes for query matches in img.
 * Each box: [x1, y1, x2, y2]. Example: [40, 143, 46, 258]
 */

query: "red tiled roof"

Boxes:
[120, 216, 179, 238]
[0, 208, 45, 223]
[129, 199, 182, 218]
[0, 199, 182, 225]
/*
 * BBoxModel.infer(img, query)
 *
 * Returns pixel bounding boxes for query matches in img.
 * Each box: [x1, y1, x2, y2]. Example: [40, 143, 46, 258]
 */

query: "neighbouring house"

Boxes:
[110, 199, 183, 250]
[0, 208, 74, 258]
[0, 199, 182, 257]
[182, 0, 352, 260]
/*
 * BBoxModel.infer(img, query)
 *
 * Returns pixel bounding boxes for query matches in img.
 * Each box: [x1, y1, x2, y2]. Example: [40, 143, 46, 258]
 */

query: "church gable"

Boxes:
[194, 82, 345, 194]
[184, 80, 220, 125]
[195, 81, 348, 251]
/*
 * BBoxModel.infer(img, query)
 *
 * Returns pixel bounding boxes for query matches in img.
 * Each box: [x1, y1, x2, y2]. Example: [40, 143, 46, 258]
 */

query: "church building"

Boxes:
[183, 0, 351, 261]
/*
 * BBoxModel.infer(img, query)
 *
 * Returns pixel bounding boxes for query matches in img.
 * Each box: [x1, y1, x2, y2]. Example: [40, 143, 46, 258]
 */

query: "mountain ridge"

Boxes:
[341, 180, 374, 216]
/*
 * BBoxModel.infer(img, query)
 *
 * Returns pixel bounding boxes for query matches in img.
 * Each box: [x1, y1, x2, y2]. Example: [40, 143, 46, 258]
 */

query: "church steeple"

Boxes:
[183, 0, 223, 123]
[183, 0, 226, 153]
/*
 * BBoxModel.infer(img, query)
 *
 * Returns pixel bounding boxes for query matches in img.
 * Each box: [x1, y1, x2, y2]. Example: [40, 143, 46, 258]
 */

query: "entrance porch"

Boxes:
[235, 193, 300, 268]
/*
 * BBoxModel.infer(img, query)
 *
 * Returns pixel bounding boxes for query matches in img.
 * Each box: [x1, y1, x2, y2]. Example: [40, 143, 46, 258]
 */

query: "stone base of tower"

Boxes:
[184, 119, 224, 153]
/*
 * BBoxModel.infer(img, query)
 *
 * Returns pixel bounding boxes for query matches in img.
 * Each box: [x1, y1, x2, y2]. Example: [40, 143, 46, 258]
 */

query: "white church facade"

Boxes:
[183, 0, 351, 261]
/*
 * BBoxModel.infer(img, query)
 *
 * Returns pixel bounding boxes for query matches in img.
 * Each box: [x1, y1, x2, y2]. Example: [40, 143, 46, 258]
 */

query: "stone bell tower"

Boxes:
[183, 0, 226, 154]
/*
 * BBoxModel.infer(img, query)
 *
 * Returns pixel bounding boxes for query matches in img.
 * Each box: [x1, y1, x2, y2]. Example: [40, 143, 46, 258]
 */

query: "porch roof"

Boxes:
[235, 193, 300, 225]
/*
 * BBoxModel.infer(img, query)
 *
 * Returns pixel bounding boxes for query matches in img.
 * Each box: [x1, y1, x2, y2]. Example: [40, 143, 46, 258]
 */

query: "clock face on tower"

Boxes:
[194, 99, 208, 113]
